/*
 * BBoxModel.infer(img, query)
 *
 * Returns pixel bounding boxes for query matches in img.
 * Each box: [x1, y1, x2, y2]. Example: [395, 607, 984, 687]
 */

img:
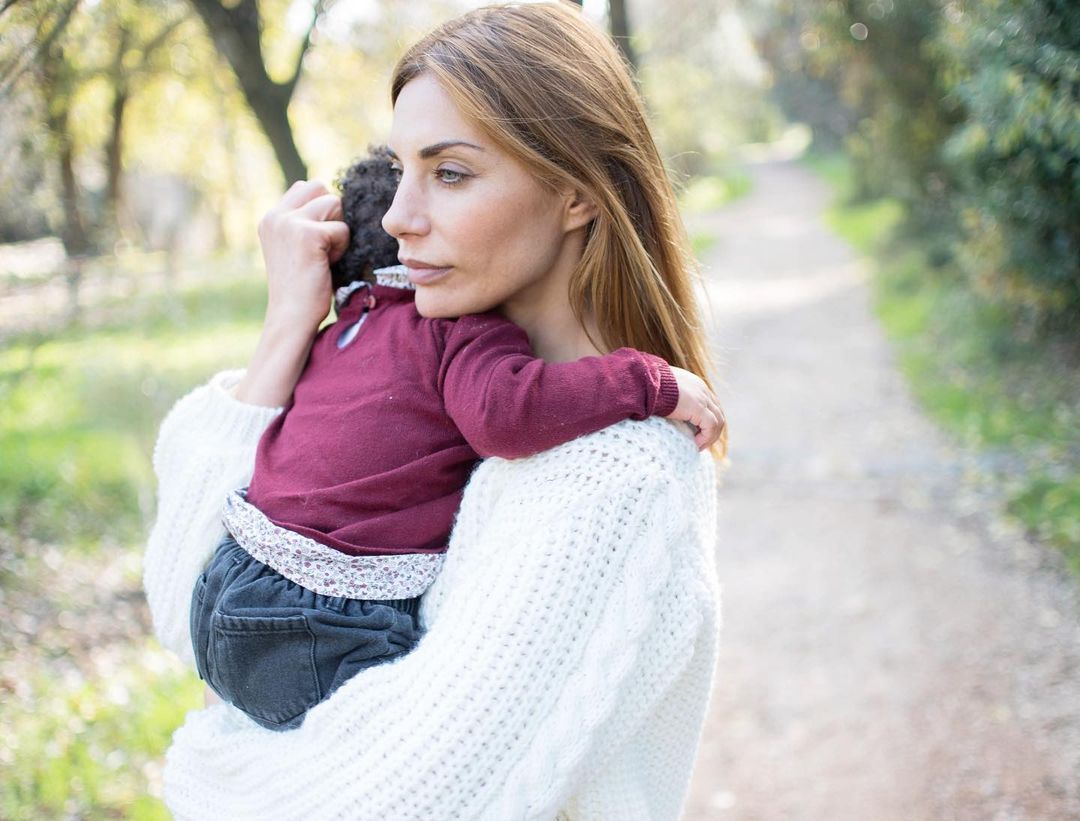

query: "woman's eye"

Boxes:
[435, 167, 469, 185]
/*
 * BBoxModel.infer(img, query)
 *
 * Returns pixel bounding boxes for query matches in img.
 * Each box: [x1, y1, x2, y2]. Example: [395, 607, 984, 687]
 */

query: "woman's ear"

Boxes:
[562, 188, 599, 231]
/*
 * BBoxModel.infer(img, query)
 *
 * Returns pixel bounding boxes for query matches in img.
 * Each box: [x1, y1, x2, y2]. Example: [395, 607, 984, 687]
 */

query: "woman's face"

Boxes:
[383, 73, 587, 321]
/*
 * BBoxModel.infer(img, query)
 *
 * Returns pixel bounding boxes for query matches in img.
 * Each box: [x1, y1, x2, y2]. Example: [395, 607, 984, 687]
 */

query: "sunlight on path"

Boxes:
[684, 160, 1080, 820]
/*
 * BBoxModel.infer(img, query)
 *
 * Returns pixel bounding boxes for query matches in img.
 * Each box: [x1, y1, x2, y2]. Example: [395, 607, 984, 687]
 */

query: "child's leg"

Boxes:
[190, 535, 422, 731]
[190, 535, 243, 692]
[317, 594, 423, 697]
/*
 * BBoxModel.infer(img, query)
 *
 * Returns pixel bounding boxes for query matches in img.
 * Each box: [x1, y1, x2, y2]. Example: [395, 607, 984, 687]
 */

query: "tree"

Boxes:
[99, 3, 191, 232]
[941, 0, 1080, 330]
[0, 0, 79, 96]
[0, 0, 80, 243]
[754, 0, 1080, 333]
[754, 0, 963, 215]
[561, 0, 636, 74]
[6, 0, 193, 247]
[608, 0, 638, 74]
[187, 0, 331, 185]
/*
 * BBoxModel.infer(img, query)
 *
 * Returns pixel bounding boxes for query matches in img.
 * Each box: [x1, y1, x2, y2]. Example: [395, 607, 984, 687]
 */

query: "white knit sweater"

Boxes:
[143, 370, 721, 820]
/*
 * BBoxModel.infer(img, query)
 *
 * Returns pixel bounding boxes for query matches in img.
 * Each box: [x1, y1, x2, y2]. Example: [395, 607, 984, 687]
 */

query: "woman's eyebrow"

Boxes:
[418, 140, 485, 158]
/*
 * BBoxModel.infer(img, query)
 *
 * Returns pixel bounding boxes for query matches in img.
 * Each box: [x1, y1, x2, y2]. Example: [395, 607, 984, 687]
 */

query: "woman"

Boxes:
[144, 3, 724, 818]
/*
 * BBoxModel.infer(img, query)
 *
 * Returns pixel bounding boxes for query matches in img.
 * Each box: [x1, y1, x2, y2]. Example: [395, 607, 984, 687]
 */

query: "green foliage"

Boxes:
[690, 232, 717, 257]
[741, 0, 856, 149]
[637, 1, 779, 176]
[1, 654, 201, 820]
[678, 171, 752, 214]
[0, 0, 197, 249]
[940, 0, 1080, 331]
[825, 197, 904, 255]
[0, 274, 264, 547]
[1009, 473, 1080, 574]
[749, 0, 963, 216]
[0, 273, 263, 817]
[760, 0, 1080, 336]
[814, 154, 1080, 568]
[805, 152, 904, 253]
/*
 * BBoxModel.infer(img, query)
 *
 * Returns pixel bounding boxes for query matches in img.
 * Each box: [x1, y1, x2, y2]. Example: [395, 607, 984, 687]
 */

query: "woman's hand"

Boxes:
[257, 180, 350, 331]
[667, 366, 726, 450]
[235, 181, 351, 408]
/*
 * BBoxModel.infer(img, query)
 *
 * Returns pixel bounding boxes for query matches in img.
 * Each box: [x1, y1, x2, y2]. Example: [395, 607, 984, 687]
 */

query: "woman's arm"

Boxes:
[160, 423, 716, 820]
[143, 371, 282, 663]
[236, 180, 350, 406]
[144, 181, 348, 659]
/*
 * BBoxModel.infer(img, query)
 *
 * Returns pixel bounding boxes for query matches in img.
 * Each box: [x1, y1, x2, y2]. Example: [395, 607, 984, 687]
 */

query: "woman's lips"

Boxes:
[402, 261, 451, 286]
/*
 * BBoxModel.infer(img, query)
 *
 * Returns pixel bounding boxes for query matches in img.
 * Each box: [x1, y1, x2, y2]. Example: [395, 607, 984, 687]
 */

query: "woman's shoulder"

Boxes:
[477, 417, 713, 503]
[533, 416, 706, 472]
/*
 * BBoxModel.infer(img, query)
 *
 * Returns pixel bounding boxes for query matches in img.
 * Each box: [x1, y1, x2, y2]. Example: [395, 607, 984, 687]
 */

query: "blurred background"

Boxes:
[0, 0, 1076, 817]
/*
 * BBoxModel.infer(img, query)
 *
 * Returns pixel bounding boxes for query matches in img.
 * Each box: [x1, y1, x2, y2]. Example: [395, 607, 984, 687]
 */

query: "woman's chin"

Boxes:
[413, 283, 503, 320]
[413, 288, 465, 320]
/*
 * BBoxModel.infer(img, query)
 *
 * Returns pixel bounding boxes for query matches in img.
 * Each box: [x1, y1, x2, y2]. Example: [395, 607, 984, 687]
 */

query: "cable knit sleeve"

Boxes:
[160, 421, 717, 820]
[143, 370, 282, 665]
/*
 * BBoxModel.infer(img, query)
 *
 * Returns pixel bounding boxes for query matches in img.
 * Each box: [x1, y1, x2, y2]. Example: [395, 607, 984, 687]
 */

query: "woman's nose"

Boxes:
[382, 176, 429, 239]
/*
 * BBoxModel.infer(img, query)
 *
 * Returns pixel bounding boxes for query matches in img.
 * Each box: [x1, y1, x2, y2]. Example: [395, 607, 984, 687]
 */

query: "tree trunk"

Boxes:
[103, 26, 131, 246]
[40, 52, 92, 258]
[103, 10, 190, 246]
[238, 82, 308, 185]
[188, 0, 311, 185]
[608, 0, 638, 75]
[56, 114, 90, 255]
[105, 83, 129, 241]
[39, 39, 94, 322]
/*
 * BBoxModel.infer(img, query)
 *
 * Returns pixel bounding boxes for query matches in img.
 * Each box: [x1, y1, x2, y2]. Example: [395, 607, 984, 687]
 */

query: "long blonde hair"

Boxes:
[392, 1, 727, 457]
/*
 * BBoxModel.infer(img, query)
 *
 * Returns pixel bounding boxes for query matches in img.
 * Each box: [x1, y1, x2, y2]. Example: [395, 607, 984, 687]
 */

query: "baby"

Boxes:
[190, 148, 710, 730]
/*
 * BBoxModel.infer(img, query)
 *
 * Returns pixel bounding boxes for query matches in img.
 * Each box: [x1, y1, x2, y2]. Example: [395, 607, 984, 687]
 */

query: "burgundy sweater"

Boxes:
[244, 282, 679, 558]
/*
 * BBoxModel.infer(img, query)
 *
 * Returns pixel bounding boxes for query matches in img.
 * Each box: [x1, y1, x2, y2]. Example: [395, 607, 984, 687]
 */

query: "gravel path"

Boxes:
[682, 160, 1080, 821]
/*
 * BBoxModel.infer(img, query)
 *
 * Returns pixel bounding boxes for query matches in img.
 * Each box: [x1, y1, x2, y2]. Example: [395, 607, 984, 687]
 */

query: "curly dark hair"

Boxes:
[329, 145, 401, 292]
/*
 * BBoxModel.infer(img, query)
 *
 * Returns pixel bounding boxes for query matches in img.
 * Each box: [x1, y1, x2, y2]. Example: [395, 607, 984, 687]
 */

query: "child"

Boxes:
[189, 148, 712, 731]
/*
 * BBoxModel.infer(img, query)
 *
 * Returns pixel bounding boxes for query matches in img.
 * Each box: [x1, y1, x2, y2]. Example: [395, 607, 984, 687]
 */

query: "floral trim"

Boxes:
[334, 267, 413, 310]
[334, 280, 370, 309]
[221, 490, 444, 599]
[373, 264, 414, 290]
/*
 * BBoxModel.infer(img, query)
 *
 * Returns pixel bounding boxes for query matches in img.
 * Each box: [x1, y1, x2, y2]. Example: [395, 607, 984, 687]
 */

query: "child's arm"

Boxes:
[438, 313, 723, 457]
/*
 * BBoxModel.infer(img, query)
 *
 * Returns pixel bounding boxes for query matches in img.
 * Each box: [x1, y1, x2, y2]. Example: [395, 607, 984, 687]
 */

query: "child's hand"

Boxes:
[667, 366, 726, 451]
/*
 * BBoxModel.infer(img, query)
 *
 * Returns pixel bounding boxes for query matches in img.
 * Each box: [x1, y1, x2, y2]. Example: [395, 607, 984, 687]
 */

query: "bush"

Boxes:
[941, 0, 1080, 331]
[759, 0, 1080, 337]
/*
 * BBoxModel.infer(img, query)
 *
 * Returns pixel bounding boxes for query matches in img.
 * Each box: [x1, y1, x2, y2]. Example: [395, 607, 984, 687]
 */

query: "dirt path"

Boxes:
[682, 160, 1080, 820]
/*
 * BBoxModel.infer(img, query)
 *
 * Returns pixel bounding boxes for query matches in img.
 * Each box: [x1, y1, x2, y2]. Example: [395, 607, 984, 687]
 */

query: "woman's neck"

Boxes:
[499, 230, 603, 362]
[511, 301, 603, 362]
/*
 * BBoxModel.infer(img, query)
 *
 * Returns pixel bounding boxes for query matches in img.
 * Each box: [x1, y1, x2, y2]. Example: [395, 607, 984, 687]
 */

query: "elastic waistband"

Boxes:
[379, 596, 422, 616]
[221, 490, 445, 600]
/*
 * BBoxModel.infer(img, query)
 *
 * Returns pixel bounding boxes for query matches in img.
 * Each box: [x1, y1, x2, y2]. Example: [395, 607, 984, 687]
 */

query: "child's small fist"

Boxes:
[667, 367, 725, 451]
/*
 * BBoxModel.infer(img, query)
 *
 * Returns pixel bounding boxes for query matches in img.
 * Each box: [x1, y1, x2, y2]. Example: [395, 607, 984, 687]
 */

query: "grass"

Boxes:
[678, 169, 751, 262]
[802, 153, 904, 253]
[1, 649, 203, 820]
[1, 269, 266, 817]
[806, 152, 1080, 573]
[678, 170, 752, 216]
[0, 275, 266, 547]
[690, 232, 717, 257]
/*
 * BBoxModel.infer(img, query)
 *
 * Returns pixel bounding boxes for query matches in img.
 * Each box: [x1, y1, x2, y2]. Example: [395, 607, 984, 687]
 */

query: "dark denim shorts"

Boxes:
[190, 535, 423, 731]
